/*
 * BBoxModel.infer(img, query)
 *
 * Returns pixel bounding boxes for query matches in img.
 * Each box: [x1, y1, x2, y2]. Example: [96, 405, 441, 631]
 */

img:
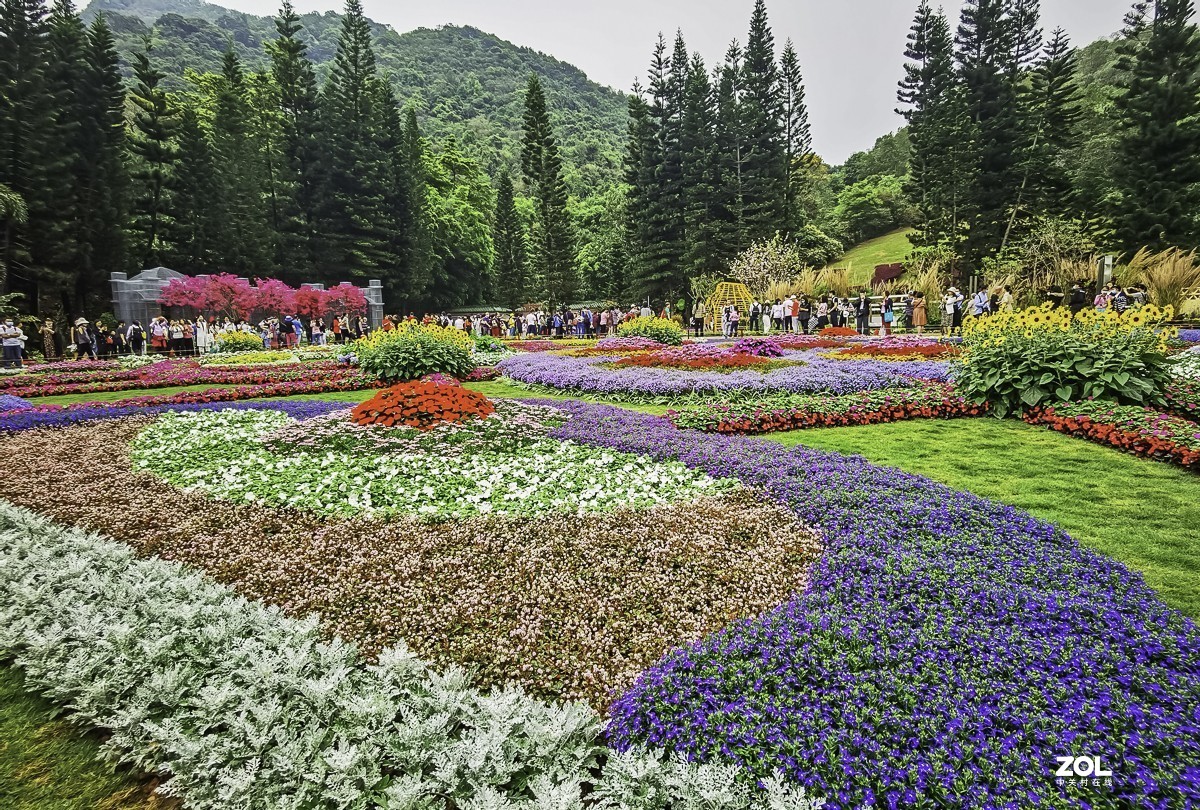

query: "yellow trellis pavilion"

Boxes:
[704, 281, 754, 334]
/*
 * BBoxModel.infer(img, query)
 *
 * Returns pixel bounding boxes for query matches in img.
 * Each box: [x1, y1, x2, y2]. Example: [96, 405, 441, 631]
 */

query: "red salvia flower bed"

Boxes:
[1024, 401, 1200, 471]
[351, 380, 495, 430]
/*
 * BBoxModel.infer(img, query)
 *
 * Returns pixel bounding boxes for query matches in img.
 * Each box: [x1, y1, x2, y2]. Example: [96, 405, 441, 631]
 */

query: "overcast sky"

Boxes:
[219, 0, 1132, 163]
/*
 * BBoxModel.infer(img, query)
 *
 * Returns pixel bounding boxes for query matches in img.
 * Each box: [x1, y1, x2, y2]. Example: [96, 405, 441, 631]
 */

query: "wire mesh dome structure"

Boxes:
[705, 282, 754, 333]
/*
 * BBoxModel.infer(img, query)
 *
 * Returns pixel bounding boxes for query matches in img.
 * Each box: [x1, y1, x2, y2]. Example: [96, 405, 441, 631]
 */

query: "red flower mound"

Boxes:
[818, 327, 859, 337]
[351, 380, 495, 430]
[1024, 403, 1200, 471]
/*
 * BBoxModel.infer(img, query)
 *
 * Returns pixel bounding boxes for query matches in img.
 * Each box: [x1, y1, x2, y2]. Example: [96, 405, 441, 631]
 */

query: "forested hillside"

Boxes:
[83, 0, 627, 193]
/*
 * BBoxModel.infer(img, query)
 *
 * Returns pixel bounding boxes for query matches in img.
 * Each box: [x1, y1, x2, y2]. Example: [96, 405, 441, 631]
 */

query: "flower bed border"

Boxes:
[1025, 402, 1200, 470]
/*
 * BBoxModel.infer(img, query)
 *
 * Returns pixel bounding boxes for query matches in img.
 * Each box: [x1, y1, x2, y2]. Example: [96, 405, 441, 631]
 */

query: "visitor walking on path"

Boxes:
[1, 318, 24, 369]
[911, 292, 927, 336]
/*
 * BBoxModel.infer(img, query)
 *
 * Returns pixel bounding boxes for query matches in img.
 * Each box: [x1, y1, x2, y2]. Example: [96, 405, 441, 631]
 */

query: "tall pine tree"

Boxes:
[779, 39, 812, 234]
[167, 105, 220, 274]
[315, 0, 399, 284]
[209, 49, 272, 275]
[712, 42, 747, 260]
[739, 0, 787, 242]
[521, 74, 577, 310]
[1111, 0, 1200, 253]
[127, 47, 178, 270]
[268, 0, 322, 277]
[492, 168, 528, 310]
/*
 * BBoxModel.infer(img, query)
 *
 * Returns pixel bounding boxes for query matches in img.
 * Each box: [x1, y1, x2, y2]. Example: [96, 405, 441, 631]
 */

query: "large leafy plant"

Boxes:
[356, 323, 475, 382]
[616, 317, 684, 346]
[955, 304, 1175, 416]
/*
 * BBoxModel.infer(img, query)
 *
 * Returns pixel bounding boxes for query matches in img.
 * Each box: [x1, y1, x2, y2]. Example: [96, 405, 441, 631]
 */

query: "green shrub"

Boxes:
[616, 317, 684, 346]
[213, 331, 266, 353]
[356, 324, 474, 383]
[474, 334, 507, 353]
[955, 304, 1175, 417]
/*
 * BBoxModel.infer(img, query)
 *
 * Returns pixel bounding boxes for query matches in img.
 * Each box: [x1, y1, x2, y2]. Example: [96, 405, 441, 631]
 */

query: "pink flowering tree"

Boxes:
[159, 273, 255, 320]
[294, 287, 327, 319]
[250, 278, 297, 320]
[324, 283, 368, 317]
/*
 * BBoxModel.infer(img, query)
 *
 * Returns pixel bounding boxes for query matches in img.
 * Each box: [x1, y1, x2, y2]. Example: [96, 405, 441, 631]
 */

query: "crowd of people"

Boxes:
[381, 304, 667, 340]
[7, 313, 373, 366]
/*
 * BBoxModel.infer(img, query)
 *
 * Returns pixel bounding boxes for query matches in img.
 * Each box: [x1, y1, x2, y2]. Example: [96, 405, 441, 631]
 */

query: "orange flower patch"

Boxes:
[351, 380, 495, 430]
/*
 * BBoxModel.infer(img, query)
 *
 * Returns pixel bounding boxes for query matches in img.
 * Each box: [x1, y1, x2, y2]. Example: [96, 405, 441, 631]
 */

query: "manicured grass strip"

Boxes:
[767, 417, 1200, 617]
[0, 665, 172, 810]
[28, 385, 224, 407]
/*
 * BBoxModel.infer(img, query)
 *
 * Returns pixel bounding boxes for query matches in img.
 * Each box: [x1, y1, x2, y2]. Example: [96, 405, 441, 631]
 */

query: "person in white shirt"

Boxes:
[1, 318, 24, 369]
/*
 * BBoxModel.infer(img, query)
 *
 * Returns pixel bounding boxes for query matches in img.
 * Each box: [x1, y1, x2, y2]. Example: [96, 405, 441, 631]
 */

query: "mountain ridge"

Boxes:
[82, 0, 628, 193]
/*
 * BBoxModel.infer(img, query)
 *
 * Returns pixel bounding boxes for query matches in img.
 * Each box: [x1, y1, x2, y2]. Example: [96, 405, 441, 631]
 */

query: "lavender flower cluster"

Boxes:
[0, 394, 33, 413]
[0, 399, 348, 433]
[499, 352, 949, 399]
[546, 402, 1200, 810]
[1178, 329, 1200, 344]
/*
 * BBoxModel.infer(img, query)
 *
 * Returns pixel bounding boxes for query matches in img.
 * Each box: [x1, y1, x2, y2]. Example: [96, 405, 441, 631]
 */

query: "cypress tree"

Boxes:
[315, 0, 398, 283]
[739, 0, 787, 242]
[780, 38, 812, 234]
[268, 0, 322, 277]
[167, 105, 220, 274]
[127, 47, 178, 270]
[521, 74, 577, 310]
[492, 168, 528, 310]
[1111, 0, 1200, 253]
[623, 88, 656, 303]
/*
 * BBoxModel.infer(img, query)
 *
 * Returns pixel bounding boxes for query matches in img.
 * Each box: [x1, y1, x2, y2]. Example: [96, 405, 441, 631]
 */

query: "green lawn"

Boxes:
[826, 227, 915, 286]
[30, 384, 223, 407]
[0, 666, 171, 810]
[766, 417, 1200, 618]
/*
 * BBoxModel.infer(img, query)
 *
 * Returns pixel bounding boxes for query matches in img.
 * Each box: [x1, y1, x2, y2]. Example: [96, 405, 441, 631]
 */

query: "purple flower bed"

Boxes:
[498, 352, 950, 400]
[546, 402, 1200, 810]
[594, 336, 667, 350]
[1179, 329, 1200, 344]
[0, 400, 348, 433]
[0, 394, 33, 413]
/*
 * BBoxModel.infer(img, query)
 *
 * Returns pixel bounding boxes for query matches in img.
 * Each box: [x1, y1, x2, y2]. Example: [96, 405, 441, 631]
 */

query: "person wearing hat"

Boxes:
[71, 318, 94, 361]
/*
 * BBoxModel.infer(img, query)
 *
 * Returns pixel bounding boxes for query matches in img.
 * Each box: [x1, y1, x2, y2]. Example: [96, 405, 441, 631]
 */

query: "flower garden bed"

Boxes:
[498, 351, 949, 402]
[550, 402, 1200, 809]
[668, 382, 987, 434]
[1, 389, 1198, 807]
[0, 357, 364, 399]
[1025, 400, 1200, 470]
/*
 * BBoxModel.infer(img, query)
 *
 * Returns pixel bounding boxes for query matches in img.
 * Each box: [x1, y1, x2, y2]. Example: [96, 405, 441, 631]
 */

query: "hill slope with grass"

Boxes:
[824, 228, 914, 286]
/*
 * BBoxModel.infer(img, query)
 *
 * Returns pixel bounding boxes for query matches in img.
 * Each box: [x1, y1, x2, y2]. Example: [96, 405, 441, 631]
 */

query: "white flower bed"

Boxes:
[1170, 348, 1200, 381]
[0, 501, 825, 809]
[131, 410, 734, 519]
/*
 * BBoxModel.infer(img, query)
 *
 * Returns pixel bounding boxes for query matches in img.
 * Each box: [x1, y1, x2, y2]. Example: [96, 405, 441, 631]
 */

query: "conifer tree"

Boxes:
[492, 168, 528, 310]
[315, 0, 399, 283]
[623, 88, 656, 302]
[679, 53, 723, 279]
[80, 13, 128, 288]
[899, 1, 976, 254]
[209, 49, 272, 275]
[1111, 0, 1200, 253]
[268, 0, 322, 276]
[167, 106, 220, 274]
[127, 47, 179, 269]
[780, 39, 812, 234]
[712, 42, 747, 260]
[955, 0, 1040, 263]
[398, 105, 434, 302]
[521, 74, 577, 309]
[1005, 26, 1080, 240]
[739, 0, 787, 242]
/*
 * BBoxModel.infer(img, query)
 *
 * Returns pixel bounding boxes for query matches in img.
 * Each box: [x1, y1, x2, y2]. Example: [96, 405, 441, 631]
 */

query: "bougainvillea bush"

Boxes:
[131, 406, 733, 519]
[956, 305, 1175, 416]
[616, 316, 685, 346]
[669, 382, 986, 434]
[1025, 400, 1200, 470]
[355, 322, 475, 382]
[546, 403, 1200, 810]
[351, 380, 495, 430]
